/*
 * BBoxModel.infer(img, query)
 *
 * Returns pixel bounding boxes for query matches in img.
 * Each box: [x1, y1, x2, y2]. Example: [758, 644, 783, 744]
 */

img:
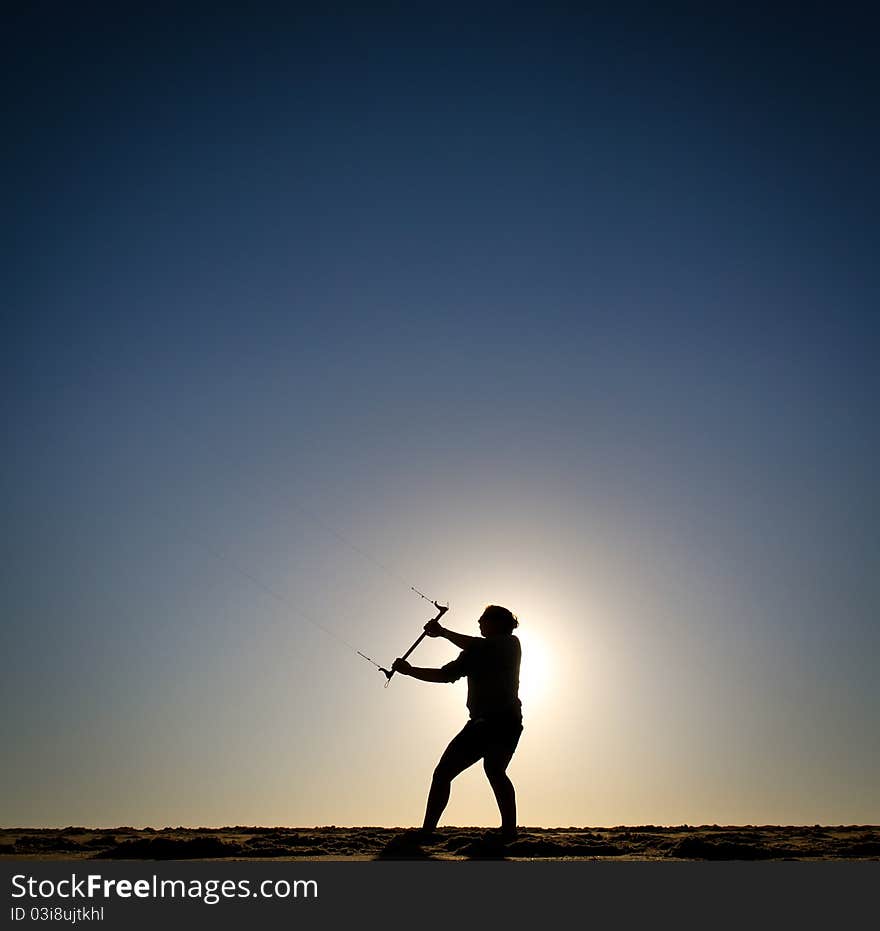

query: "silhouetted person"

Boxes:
[392, 604, 522, 842]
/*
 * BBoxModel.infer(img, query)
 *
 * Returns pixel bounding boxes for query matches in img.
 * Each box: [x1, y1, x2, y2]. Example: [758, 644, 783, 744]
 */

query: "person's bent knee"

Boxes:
[432, 764, 455, 784]
[483, 762, 510, 784]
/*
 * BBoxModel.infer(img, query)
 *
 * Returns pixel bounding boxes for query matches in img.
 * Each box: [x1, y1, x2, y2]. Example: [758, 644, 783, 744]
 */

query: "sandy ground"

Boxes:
[2, 825, 879, 861]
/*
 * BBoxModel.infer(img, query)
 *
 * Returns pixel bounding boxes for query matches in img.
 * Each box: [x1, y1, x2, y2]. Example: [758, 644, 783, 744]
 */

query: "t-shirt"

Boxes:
[441, 634, 522, 720]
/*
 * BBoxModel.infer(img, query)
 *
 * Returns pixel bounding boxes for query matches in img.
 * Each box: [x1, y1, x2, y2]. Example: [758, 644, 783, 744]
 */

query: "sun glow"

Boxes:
[517, 628, 552, 710]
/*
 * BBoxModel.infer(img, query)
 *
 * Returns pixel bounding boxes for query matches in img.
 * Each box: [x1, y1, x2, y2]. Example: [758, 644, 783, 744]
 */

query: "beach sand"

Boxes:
[3, 825, 879, 861]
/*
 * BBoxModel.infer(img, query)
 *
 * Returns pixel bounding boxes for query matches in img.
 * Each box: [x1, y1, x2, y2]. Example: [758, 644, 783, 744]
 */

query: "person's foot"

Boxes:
[400, 828, 441, 845]
[413, 828, 442, 845]
[482, 827, 519, 844]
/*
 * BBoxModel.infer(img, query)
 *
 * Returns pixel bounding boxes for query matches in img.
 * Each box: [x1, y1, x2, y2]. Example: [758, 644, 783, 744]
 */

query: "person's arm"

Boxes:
[423, 619, 478, 650]
[392, 658, 450, 682]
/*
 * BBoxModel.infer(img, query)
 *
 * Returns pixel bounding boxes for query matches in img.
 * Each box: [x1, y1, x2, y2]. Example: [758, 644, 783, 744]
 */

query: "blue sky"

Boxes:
[3, 4, 878, 827]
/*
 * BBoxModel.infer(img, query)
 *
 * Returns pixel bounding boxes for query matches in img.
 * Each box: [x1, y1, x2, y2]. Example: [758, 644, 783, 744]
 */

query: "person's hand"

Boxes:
[392, 658, 412, 675]
[423, 619, 443, 638]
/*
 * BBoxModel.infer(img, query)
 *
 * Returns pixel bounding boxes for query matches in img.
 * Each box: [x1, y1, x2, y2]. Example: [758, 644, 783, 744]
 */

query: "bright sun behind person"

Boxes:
[516, 628, 552, 710]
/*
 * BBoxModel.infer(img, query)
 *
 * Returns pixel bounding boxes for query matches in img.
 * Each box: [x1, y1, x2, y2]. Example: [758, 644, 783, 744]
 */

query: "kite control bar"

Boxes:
[380, 598, 449, 683]
[358, 590, 448, 686]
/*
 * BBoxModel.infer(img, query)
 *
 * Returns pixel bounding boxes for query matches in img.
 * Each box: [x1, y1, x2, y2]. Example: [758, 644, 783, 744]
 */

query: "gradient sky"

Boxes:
[3, 5, 878, 829]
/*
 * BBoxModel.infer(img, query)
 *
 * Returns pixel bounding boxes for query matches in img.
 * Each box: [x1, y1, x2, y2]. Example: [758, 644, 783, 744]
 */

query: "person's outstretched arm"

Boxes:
[423, 619, 477, 650]
[392, 658, 449, 682]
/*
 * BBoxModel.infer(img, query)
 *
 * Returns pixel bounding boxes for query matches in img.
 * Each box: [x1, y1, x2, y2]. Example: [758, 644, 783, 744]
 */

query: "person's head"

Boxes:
[478, 604, 518, 637]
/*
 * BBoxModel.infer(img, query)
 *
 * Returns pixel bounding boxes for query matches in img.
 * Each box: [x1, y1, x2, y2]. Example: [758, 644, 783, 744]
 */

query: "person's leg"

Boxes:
[482, 725, 522, 838]
[422, 723, 482, 833]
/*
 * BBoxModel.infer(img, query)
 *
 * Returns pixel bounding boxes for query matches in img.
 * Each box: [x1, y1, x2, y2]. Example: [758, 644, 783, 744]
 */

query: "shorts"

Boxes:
[442, 713, 524, 766]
